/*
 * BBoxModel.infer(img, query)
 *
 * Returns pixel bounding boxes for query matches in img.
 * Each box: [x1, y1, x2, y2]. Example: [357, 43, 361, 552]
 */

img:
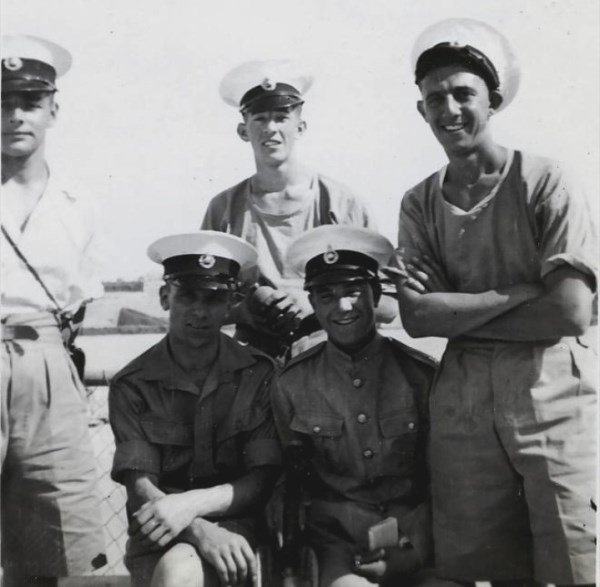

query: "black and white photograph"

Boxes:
[1, 1, 598, 586]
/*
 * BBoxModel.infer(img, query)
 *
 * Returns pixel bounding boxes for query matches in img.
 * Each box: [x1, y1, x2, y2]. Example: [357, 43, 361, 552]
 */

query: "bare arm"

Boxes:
[133, 466, 278, 541]
[393, 257, 593, 340]
[468, 266, 594, 340]
[396, 280, 542, 339]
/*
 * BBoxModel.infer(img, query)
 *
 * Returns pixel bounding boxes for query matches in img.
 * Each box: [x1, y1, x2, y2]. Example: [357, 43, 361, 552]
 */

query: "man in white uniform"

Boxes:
[1, 35, 105, 587]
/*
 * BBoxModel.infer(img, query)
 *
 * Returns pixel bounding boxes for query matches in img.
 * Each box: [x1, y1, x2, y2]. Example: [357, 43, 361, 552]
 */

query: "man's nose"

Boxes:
[2, 106, 23, 123]
[337, 296, 353, 312]
[264, 117, 278, 131]
[443, 96, 461, 116]
[190, 301, 209, 317]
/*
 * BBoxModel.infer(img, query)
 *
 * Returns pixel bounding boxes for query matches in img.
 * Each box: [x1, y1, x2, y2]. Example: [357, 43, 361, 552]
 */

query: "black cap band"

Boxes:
[162, 254, 240, 288]
[304, 250, 379, 289]
[240, 82, 303, 114]
[415, 43, 500, 90]
[2, 57, 57, 92]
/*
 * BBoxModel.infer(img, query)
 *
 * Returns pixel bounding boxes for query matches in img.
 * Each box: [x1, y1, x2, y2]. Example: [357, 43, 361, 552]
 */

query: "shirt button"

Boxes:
[363, 449, 374, 459]
[408, 422, 415, 430]
[353, 378, 363, 388]
[312, 425, 321, 434]
[357, 413, 368, 424]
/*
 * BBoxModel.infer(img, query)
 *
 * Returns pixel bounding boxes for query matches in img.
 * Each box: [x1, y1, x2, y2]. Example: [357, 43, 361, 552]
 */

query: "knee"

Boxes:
[151, 544, 204, 587]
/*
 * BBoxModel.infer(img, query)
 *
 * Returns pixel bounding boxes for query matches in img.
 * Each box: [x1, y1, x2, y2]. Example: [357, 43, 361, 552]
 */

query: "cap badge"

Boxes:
[323, 246, 339, 265]
[3, 57, 23, 71]
[261, 78, 276, 91]
[198, 254, 216, 269]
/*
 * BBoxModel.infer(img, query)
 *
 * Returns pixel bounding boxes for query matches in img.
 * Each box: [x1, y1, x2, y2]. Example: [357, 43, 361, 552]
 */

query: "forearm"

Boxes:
[123, 471, 165, 513]
[179, 466, 279, 519]
[399, 283, 542, 339]
[469, 272, 594, 341]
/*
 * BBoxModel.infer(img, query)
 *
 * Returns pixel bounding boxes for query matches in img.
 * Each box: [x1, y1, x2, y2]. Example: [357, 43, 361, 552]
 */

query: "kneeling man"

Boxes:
[109, 232, 281, 587]
[272, 226, 445, 587]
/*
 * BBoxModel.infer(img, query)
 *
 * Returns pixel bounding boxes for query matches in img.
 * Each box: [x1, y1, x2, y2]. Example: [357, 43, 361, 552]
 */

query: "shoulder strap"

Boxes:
[224, 179, 252, 233]
[317, 178, 338, 225]
[1, 224, 62, 313]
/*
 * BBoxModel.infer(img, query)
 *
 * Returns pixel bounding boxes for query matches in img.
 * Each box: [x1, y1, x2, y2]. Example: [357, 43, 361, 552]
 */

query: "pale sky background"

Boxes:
[3, 0, 599, 279]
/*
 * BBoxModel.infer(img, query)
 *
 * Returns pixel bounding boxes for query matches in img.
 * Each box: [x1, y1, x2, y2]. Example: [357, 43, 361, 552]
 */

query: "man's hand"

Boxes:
[131, 493, 196, 547]
[248, 286, 306, 336]
[354, 545, 421, 583]
[194, 522, 258, 586]
[385, 255, 452, 295]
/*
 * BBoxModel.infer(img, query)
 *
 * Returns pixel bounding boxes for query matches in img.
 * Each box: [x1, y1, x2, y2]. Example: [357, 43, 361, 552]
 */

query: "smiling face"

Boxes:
[309, 279, 378, 352]
[160, 281, 233, 347]
[1, 91, 58, 158]
[417, 64, 502, 156]
[237, 106, 306, 166]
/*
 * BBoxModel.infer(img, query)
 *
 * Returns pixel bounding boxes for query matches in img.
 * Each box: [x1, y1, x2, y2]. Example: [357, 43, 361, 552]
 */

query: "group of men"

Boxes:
[1, 16, 596, 587]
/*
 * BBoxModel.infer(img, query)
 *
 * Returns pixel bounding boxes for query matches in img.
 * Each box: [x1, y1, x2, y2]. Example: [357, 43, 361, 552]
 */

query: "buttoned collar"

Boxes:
[136, 332, 257, 395]
[324, 331, 384, 365]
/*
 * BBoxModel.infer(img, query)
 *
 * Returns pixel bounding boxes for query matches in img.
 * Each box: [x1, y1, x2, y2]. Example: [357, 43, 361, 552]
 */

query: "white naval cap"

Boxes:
[1, 34, 72, 92]
[147, 231, 258, 290]
[286, 225, 394, 289]
[411, 18, 520, 111]
[219, 59, 314, 114]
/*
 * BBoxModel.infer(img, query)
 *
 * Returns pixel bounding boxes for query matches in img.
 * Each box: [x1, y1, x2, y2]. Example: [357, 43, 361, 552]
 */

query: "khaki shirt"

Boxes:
[272, 333, 435, 561]
[109, 333, 281, 491]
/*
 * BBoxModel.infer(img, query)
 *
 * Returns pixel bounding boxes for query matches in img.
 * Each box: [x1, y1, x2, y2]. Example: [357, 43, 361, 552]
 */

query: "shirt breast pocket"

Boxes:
[290, 411, 347, 474]
[379, 412, 420, 475]
[215, 409, 267, 473]
[140, 417, 194, 473]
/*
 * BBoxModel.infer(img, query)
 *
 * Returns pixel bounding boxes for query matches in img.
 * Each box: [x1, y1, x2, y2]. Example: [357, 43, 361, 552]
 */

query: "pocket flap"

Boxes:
[141, 418, 193, 446]
[290, 412, 344, 438]
[379, 413, 419, 437]
[217, 409, 267, 443]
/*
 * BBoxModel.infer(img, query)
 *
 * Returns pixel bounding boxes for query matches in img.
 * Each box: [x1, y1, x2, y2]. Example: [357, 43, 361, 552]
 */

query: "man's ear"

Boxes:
[296, 119, 307, 137]
[307, 291, 316, 312]
[489, 90, 503, 115]
[48, 100, 59, 128]
[159, 284, 170, 311]
[416, 100, 427, 121]
[237, 122, 250, 142]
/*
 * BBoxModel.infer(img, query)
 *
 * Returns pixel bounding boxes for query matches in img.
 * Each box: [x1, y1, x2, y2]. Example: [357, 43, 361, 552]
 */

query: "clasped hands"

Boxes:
[130, 493, 257, 586]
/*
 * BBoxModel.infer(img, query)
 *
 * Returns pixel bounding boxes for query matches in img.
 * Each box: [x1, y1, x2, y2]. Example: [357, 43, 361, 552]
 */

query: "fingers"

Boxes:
[132, 502, 154, 526]
[354, 548, 387, 581]
[353, 559, 387, 582]
[202, 531, 256, 587]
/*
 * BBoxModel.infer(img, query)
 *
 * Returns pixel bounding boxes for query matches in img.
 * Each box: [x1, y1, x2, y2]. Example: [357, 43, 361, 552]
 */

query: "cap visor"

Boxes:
[1, 79, 56, 92]
[243, 95, 303, 114]
[168, 275, 235, 290]
[305, 270, 374, 289]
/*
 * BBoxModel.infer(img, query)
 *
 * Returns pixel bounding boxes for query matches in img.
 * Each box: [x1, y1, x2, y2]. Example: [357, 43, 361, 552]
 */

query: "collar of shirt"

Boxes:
[324, 332, 384, 367]
[2, 170, 79, 243]
[134, 333, 257, 396]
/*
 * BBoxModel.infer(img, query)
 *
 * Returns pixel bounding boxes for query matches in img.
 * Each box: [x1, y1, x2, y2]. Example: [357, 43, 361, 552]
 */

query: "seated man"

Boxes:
[109, 232, 281, 587]
[271, 226, 450, 587]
